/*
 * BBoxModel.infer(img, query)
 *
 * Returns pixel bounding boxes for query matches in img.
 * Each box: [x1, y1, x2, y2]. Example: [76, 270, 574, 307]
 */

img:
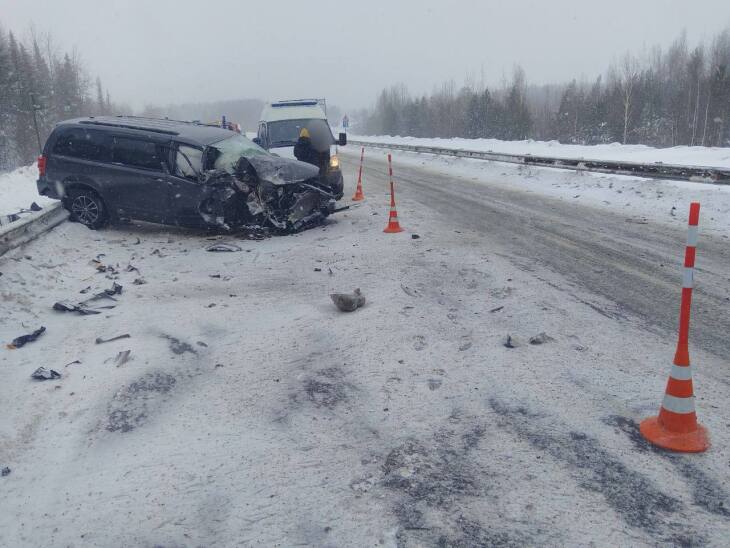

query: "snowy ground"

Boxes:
[348, 134, 730, 168]
[0, 165, 55, 217]
[1, 152, 729, 546]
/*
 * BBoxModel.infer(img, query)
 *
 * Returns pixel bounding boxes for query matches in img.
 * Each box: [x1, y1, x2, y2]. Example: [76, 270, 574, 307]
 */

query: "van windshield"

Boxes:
[209, 134, 268, 173]
[268, 119, 334, 148]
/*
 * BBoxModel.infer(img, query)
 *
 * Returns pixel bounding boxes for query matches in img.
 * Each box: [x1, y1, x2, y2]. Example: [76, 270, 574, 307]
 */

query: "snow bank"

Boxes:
[351, 135, 730, 169]
[0, 165, 55, 216]
[350, 147, 730, 236]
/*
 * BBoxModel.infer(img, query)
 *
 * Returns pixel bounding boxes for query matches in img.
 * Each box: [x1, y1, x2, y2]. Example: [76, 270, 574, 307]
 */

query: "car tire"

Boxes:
[67, 188, 108, 229]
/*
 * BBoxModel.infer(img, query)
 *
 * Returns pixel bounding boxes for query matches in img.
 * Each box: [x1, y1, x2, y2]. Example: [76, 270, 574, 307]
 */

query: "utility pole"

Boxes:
[29, 93, 43, 154]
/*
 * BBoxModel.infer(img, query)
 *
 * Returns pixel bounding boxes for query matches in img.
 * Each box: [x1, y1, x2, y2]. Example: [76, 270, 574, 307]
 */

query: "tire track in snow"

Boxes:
[488, 398, 706, 545]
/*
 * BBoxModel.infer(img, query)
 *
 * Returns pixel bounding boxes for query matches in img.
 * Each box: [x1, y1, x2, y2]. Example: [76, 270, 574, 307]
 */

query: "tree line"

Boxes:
[359, 28, 730, 148]
[0, 22, 121, 171]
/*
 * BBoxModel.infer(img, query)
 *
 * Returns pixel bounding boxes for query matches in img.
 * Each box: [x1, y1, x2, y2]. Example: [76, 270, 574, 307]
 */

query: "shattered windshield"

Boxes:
[209, 134, 268, 173]
[268, 119, 334, 147]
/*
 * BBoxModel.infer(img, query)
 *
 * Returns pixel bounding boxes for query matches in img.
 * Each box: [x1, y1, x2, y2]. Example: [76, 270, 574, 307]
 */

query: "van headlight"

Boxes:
[329, 155, 340, 169]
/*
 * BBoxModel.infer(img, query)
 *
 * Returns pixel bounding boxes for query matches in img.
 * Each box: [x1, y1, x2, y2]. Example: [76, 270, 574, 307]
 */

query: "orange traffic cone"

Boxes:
[640, 202, 709, 453]
[352, 147, 365, 201]
[383, 153, 404, 233]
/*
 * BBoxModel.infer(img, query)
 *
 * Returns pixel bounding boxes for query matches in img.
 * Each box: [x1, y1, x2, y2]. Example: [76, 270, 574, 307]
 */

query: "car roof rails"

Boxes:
[79, 115, 214, 136]
[79, 116, 181, 135]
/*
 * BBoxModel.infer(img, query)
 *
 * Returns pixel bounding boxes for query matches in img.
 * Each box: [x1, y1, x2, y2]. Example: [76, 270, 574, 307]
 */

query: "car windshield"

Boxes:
[268, 118, 334, 147]
[209, 134, 268, 172]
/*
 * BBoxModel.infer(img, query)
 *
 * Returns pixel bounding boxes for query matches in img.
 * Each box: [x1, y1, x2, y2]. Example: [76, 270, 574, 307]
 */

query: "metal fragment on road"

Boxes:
[206, 242, 242, 252]
[113, 350, 131, 367]
[31, 367, 61, 380]
[95, 334, 131, 345]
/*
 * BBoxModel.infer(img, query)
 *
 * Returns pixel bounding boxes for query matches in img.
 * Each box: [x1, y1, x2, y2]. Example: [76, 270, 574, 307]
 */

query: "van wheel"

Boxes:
[68, 188, 108, 229]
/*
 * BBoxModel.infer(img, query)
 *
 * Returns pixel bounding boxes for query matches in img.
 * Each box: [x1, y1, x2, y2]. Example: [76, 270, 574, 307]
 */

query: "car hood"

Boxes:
[247, 154, 319, 186]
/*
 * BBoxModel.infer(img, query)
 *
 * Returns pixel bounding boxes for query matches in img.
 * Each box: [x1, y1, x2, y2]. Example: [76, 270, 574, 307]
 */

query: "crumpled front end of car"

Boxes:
[197, 155, 337, 233]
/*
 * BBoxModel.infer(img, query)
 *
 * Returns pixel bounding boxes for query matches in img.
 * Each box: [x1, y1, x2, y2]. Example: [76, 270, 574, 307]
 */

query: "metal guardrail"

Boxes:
[0, 202, 68, 257]
[349, 140, 730, 185]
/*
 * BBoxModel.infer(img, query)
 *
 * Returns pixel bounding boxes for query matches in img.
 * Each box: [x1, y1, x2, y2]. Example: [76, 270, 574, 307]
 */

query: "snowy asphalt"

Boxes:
[1, 153, 729, 546]
[346, 151, 730, 376]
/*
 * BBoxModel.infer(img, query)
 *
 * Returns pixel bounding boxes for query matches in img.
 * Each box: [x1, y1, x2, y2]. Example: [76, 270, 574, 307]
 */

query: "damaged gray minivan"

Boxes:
[37, 116, 342, 232]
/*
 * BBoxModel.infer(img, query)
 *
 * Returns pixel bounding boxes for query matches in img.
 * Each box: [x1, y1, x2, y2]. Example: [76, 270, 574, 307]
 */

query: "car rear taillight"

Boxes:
[37, 155, 47, 177]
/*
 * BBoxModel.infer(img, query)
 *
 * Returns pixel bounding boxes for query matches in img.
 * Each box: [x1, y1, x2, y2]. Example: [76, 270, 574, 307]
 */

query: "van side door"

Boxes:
[166, 143, 208, 226]
[108, 135, 171, 223]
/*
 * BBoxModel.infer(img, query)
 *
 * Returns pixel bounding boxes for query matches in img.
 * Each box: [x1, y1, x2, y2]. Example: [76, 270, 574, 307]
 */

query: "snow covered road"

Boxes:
[1, 153, 729, 546]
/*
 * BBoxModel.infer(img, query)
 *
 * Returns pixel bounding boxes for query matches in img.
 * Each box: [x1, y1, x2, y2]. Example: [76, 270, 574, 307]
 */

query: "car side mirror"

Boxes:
[252, 137, 262, 146]
[338, 133, 347, 146]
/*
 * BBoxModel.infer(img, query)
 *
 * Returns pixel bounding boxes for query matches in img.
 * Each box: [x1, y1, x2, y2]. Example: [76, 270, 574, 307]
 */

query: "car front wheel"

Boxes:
[67, 188, 108, 229]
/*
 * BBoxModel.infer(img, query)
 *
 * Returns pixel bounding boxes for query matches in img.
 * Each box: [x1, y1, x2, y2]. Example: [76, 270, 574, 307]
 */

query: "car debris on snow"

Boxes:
[330, 288, 366, 312]
[31, 367, 61, 380]
[206, 242, 243, 252]
[490, 305, 505, 313]
[53, 301, 104, 315]
[529, 332, 555, 345]
[503, 334, 520, 348]
[110, 350, 131, 367]
[7, 326, 46, 349]
[54, 282, 123, 315]
[95, 334, 131, 344]
[93, 261, 119, 275]
[1, 467, 10, 477]
[133, 278, 147, 285]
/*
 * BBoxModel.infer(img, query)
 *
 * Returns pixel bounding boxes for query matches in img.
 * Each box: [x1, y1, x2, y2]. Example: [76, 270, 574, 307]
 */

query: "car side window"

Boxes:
[52, 128, 111, 162]
[175, 145, 203, 181]
[112, 137, 163, 171]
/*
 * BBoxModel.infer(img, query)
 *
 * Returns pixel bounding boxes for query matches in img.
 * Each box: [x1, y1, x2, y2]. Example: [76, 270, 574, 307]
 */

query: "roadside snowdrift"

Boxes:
[349, 134, 730, 169]
[0, 165, 54, 216]
[347, 141, 730, 237]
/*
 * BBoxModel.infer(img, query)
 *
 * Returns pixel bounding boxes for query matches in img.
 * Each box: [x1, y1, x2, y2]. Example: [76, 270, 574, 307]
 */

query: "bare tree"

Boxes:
[619, 53, 640, 144]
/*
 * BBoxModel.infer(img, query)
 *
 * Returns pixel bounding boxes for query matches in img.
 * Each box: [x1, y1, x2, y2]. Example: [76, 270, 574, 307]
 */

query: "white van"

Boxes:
[254, 99, 346, 198]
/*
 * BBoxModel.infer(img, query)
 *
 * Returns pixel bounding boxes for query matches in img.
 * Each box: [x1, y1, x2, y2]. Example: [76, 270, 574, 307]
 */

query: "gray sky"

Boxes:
[1, 0, 729, 111]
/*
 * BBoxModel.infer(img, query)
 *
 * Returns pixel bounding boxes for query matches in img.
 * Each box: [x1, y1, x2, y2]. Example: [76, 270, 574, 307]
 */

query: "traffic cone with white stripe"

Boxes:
[352, 147, 365, 201]
[640, 202, 709, 453]
[383, 153, 404, 233]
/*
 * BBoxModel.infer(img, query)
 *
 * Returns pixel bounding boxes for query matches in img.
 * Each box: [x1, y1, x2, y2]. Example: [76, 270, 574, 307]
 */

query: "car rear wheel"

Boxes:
[68, 188, 108, 229]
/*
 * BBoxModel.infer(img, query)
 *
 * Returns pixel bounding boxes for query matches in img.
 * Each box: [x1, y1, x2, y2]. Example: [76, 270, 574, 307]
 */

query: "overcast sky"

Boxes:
[1, 0, 729, 112]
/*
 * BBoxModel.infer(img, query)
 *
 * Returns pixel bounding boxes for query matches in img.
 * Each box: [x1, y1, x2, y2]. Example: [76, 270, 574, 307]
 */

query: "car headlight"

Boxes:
[329, 155, 339, 169]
